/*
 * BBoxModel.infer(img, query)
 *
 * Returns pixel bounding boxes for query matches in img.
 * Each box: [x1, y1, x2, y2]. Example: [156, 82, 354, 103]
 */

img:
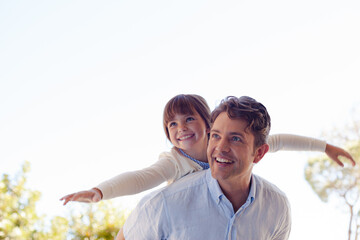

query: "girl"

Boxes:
[60, 94, 355, 204]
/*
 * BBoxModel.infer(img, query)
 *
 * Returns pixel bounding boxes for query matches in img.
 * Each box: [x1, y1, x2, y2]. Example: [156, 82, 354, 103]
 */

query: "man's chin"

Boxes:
[210, 167, 229, 181]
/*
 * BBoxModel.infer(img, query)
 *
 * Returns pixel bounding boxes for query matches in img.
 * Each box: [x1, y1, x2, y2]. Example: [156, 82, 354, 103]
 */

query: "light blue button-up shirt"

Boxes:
[123, 169, 291, 240]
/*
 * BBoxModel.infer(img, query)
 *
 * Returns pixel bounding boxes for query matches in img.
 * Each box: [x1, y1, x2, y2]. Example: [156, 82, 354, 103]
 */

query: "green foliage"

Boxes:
[1, 162, 127, 240]
[0, 161, 45, 239]
[305, 141, 360, 203]
[305, 140, 360, 239]
[67, 201, 127, 240]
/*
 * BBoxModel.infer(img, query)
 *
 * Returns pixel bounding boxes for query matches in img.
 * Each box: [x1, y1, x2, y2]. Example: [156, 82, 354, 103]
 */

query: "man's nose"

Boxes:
[216, 138, 230, 152]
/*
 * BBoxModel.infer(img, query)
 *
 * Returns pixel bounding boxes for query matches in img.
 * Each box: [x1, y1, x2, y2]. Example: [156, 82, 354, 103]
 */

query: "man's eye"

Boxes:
[211, 133, 220, 139]
[232, 136, 242, 142]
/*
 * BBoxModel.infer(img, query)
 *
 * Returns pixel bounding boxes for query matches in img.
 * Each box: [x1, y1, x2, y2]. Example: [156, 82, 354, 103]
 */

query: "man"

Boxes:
[122, 96, 291, 239]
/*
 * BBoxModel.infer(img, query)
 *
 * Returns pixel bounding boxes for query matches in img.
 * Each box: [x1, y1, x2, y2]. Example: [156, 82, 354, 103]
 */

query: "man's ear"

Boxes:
[253, 143, 269, 164]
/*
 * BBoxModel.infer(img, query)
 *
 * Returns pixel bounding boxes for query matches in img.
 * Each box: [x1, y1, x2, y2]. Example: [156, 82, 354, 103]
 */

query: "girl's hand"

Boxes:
[325, 144, 356, 167]
[115, 228, 126, 240]
[60, 188, 103, 205]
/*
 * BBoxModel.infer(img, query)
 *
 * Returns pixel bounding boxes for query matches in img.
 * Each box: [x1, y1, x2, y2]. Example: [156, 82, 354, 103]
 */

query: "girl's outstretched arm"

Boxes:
[268, 134, 326, 153]
[268, 134, 355, 167]
[60, 153, 178, 204]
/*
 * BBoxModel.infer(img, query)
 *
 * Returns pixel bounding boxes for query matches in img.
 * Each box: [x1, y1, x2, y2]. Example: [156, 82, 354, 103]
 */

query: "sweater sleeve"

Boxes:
[268, 134, 326, 153]
[96, 155, 178, 200]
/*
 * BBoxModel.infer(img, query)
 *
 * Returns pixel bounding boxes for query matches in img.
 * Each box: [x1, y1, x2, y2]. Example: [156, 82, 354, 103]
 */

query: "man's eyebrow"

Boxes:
[229, 132, 246, 139]
[210, 129, 221, 134]
[210, 129, 245, 137]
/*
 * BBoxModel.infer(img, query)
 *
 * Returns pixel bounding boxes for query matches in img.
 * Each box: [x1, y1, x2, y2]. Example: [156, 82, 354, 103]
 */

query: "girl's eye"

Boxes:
[169, 122, 177, 128]
[186, 117, 195, 122]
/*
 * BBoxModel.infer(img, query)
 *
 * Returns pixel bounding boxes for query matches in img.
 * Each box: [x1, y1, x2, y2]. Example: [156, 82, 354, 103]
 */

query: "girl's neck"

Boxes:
[178, 147, 208, 163]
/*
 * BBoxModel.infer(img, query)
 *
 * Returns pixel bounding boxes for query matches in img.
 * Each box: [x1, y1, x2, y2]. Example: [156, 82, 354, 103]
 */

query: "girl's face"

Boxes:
[167, 112, 209, 154]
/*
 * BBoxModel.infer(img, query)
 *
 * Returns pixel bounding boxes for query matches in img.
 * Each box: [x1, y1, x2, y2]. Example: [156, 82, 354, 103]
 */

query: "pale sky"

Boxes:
[1, 1, 359, 239]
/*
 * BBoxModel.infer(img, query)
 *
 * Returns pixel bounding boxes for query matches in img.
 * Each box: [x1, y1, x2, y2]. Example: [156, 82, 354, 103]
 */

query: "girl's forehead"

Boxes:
[168, 110, 199, 122]
[169, 111, 192, 119]
[169, 105, 195, 116]
[165, 102, 199, 124]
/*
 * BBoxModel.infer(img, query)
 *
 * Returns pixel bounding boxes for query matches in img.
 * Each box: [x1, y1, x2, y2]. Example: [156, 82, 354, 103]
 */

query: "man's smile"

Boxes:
[215, 157, 234, 164]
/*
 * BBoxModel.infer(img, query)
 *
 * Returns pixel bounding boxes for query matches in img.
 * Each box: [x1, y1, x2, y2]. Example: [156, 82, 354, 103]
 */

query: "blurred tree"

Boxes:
[67, 201, 127, 240]
[0, 161, 69, 240]
[1, 161, 127, 239]
[305, 118, 360, 240]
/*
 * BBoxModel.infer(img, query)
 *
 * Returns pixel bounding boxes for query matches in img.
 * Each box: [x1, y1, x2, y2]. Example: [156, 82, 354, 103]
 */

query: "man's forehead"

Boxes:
[211, 112, 249, 134]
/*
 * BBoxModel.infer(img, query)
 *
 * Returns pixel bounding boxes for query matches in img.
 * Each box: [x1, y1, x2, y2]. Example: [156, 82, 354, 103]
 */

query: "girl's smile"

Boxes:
[177, 134, 195, 141]
[167, 112, 209, 161]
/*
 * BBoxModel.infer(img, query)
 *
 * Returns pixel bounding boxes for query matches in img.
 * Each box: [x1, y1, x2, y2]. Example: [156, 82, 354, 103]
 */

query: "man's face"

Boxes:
[207, 112, 259, 185]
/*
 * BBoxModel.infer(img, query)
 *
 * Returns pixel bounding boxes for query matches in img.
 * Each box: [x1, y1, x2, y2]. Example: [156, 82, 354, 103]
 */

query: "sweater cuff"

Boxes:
[312, 139, 327, 152]
[95, 183, 112, 200]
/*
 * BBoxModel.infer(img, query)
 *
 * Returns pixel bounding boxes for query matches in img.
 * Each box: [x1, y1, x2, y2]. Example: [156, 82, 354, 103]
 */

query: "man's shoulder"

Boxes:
[161, 170, 207, 196]
[253, 174, 289, 203]
[139, 170, 208, 207]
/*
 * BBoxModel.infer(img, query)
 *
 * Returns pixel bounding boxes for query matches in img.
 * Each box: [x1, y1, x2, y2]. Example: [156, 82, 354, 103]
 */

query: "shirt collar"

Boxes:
[206, 170, 256, 205]
[248, 174, 256, 204]
[206, 170, 223, 204]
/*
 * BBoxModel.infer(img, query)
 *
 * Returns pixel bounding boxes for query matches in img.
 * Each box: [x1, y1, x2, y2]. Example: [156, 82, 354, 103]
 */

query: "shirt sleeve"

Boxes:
[96, 155, 178, 200]
[268, 134, 326, 153]
[271, 196, 292, 240]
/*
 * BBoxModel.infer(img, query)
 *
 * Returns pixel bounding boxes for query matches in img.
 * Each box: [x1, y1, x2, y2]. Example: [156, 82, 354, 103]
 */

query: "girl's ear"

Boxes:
[253, 144, 269, 164]
[206, 128, 211, 140]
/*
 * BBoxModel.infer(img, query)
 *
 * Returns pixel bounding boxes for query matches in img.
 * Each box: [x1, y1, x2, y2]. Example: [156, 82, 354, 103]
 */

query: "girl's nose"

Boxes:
[178, 122, 188, 132]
